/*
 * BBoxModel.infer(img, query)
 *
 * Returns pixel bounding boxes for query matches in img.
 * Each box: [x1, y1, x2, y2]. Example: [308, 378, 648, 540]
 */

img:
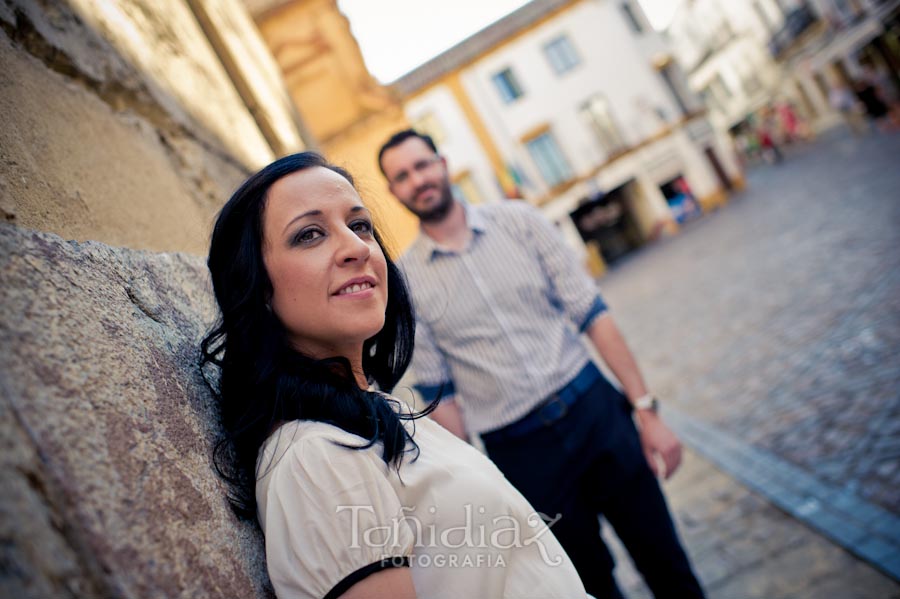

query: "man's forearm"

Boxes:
[586, 313, 648, 403]
[429, 398, 468, 441]
[587, 313, 684, 477]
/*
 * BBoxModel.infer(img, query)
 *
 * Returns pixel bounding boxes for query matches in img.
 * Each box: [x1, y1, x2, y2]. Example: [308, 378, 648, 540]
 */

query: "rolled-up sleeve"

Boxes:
[516, 202, 608, 331]
[411, 316, 456, 403]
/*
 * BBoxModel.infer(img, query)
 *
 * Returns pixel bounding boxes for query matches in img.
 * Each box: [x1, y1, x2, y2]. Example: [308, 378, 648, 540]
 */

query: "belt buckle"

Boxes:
[538, 394, 568, 426]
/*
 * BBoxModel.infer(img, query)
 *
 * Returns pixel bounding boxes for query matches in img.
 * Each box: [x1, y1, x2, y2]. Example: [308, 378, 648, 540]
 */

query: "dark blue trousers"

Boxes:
[481, 372, 704, 599]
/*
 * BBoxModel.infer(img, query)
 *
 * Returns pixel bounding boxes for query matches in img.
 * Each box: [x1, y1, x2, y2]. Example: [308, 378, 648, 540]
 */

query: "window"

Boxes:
[543, 35, 580, 75]
[492, 68, 524, 103]
[452, 172, 485, 205]
[621, 1, 644, 33]
[411, 112, 447, 145]
[741, 69, 763, 96]
[658, 62, 692, 116]
[700, 87, 723, 113]
[713, 73, 732, 98]
[525, 132, 573, 187]
[579, 95, 626, 155]
[704, 74, 731, 111]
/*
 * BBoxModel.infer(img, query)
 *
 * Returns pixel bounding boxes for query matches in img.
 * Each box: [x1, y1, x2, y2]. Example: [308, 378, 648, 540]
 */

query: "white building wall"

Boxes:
[458, 0, 686, 192]
[403, 88, 504, 204]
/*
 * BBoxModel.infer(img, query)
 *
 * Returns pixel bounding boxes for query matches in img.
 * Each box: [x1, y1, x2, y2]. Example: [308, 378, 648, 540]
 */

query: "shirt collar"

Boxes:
[416, 202, 488, 261]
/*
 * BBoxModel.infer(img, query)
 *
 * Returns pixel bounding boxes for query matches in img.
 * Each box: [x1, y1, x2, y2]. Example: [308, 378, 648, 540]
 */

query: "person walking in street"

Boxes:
[829, 78, 869, 136]
[378, 129, 705, 599]
[853, 76, 897, 133]
[859, 61, 900, 128]
[756, 108, 784, 164]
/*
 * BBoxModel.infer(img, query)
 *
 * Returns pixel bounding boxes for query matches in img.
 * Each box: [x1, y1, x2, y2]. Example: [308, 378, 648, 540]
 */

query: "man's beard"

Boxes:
[410, 180, 455, 224]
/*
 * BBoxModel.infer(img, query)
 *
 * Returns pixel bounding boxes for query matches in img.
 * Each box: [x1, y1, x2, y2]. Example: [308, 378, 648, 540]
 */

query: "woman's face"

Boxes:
[262, 167, 388, 361]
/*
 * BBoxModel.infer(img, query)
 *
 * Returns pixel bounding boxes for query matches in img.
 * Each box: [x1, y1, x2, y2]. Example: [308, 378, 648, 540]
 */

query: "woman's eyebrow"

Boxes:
[282, 209, 322, 234]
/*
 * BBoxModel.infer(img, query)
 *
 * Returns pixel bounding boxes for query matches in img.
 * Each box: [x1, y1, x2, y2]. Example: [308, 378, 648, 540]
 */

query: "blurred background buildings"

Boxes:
[4, 0, 898, 262]
[667, 0, 900, 136]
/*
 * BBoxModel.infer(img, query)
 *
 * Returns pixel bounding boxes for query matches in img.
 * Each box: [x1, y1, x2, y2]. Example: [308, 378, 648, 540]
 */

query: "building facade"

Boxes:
[667, 0, 900, 133]
[778, 0, 900, 124]
[393, 0, 743, 271]
[667, 0, 787, 132]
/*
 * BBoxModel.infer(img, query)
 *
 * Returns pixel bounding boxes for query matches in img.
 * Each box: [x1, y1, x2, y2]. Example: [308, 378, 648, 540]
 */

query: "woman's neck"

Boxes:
[350, 360, 368, 390]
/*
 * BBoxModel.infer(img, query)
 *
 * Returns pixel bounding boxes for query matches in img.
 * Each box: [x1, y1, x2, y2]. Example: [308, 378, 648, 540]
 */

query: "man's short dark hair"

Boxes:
[377, 129, 438, 176]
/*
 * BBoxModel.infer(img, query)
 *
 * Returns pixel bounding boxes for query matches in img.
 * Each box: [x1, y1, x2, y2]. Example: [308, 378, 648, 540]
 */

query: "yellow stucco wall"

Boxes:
[254, 0, 420, 254]
[325, 109, 422, 257]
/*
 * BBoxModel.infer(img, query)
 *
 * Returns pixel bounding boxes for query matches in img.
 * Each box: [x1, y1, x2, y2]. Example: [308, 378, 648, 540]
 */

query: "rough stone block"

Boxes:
[0, 224, 271, 597]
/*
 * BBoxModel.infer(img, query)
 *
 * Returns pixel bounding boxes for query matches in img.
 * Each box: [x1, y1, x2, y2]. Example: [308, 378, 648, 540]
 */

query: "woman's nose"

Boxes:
[336, 229, 370, 264]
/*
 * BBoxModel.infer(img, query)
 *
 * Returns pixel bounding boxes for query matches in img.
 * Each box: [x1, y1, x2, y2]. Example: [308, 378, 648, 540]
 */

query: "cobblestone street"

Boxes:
[596, 127, 900, 597]
[608, 449, 898, 598]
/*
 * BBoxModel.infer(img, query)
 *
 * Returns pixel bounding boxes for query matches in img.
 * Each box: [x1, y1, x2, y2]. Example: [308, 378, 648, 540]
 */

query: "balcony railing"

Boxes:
[768, 3, 818, 59]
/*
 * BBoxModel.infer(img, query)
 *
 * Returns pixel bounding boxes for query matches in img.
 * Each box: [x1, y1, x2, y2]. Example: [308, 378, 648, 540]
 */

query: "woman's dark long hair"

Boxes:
[200, 152, 434, 519]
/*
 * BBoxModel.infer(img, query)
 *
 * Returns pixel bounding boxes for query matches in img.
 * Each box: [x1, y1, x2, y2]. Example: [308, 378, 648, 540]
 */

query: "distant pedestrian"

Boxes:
[756, 109, 784, 164]
[854, 80, 889, 120]
[732, 123, 761, 166]
[860, 62, 899, 106]
[853, 75, 898, 133]
[829, 80, 868, 136]
[776, 100, 811, 143]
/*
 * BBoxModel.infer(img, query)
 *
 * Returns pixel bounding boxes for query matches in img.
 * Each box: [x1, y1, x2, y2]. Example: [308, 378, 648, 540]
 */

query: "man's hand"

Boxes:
[635, 411, 682, 479]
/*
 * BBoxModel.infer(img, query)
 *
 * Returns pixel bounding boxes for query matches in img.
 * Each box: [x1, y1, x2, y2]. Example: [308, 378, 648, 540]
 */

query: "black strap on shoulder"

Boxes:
[323, 556, 410, 599]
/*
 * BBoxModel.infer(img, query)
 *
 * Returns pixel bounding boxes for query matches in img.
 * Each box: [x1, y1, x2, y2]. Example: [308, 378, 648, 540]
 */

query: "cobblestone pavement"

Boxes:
[601, 128, 900, 510]
[595, 127, 900, 596]
[607, 449, 899, 598]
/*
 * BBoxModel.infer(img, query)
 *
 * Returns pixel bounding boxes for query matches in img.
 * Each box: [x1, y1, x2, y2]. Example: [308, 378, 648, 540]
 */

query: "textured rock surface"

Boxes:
[0, 0, 303, 254]
[0, 224, 271, 598]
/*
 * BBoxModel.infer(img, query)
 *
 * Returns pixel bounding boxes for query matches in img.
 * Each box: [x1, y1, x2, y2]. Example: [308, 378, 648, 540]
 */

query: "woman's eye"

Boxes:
[350, 220, 373, 236]
[293, 228, 323, 245]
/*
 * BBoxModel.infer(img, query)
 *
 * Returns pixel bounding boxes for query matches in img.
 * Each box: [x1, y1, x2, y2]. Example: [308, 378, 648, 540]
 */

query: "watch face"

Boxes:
[634, 396, 659, 412]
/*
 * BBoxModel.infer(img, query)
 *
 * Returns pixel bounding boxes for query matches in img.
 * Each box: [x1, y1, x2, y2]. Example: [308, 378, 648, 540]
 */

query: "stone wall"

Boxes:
[0, 0, 306, 254]
[0, 223, 271, 597]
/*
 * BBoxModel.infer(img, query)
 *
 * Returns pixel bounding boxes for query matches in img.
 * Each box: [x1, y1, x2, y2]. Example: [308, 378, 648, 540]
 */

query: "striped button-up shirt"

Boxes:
[398, 200, 608, 435]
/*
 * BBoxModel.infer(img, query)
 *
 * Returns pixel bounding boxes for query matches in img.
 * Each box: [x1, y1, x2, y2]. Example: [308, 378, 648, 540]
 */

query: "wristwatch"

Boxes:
[632, 394, 660, 413]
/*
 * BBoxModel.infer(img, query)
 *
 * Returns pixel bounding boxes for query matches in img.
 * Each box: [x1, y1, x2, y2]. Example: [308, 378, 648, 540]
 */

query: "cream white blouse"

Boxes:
[255, 406, 588, 599]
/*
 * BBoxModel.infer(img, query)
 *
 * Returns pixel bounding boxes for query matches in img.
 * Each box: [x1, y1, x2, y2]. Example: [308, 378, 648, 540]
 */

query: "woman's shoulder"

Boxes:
[267, 418, 359, 445]
[257, 420, 378, 476]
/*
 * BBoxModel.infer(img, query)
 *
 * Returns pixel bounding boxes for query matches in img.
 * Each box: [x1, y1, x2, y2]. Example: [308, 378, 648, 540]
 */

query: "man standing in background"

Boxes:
[378, 129, 704, 598]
